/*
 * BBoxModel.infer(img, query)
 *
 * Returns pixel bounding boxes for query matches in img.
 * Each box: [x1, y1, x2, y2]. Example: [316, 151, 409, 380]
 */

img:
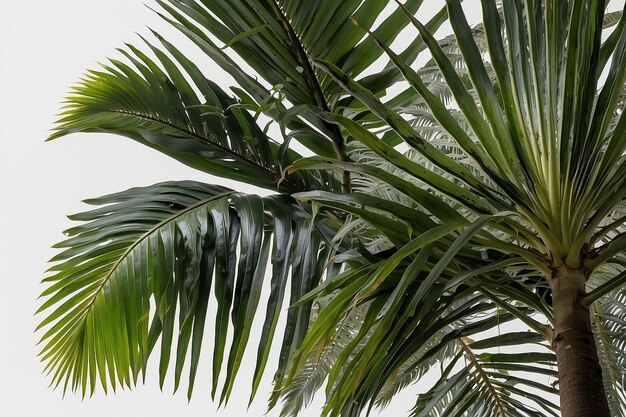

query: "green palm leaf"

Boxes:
[49, 36, 336, 194]
[38, 181, 333, 402]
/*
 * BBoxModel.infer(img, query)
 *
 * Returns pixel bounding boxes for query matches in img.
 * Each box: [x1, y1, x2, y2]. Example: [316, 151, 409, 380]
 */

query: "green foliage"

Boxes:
[39, 181, 335, 401]
[40, 1, 626, 416]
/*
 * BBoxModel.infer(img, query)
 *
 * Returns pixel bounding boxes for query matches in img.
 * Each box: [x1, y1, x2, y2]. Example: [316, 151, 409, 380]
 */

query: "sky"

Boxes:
[0, 1, 479, 416]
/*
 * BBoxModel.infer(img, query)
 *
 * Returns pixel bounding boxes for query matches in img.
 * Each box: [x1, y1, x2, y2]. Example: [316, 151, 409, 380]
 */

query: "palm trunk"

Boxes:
[551, 266, 610, 417]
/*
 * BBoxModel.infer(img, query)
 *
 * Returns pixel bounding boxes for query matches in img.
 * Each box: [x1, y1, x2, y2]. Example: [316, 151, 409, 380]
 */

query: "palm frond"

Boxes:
[50, 35, 337, 193]
[592, 289, 626, 417]
[411, 331, 558, 417]
[272, 209, 543, 416]
[37, 181, 333, 402]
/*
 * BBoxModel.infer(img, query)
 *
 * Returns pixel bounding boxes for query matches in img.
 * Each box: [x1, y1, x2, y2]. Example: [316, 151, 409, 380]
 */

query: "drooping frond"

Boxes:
[266, 203, 552, 416]
[37, 181, 334, 403]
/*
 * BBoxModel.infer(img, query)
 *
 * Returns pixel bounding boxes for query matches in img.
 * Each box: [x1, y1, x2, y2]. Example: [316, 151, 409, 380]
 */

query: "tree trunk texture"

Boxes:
[551, 266, 611, 417]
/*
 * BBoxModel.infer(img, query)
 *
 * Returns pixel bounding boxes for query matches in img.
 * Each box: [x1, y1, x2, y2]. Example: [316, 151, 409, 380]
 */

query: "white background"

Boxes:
[0, 1, 479, 416]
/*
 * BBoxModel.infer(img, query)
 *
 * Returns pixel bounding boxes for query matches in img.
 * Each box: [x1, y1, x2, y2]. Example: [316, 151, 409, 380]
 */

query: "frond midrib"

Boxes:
[58, 105, 306, 193]
[64, 190, 236, 332]
[458, 337, 508, 417]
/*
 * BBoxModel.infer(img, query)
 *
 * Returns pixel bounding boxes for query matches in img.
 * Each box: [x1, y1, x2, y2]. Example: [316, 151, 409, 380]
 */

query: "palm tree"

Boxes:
[38, 0, 626, 416]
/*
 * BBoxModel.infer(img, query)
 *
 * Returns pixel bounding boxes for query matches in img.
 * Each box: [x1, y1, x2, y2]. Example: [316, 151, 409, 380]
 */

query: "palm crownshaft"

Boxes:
[40, 1, 626, 416]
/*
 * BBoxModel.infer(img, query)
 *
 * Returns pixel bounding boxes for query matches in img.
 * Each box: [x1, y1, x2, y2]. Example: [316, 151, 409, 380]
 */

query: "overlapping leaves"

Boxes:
[50, 31, 336, 193]
[42, 0, 626, 416]
[264, 194, 556, 416]
[148, 0, 452, 160]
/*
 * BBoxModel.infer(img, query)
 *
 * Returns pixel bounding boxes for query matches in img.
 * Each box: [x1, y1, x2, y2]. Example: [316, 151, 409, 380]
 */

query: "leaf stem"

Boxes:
[268, 0, 351, 192]
[585, 232, 626, 270]
[581, 269, 626, 307]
